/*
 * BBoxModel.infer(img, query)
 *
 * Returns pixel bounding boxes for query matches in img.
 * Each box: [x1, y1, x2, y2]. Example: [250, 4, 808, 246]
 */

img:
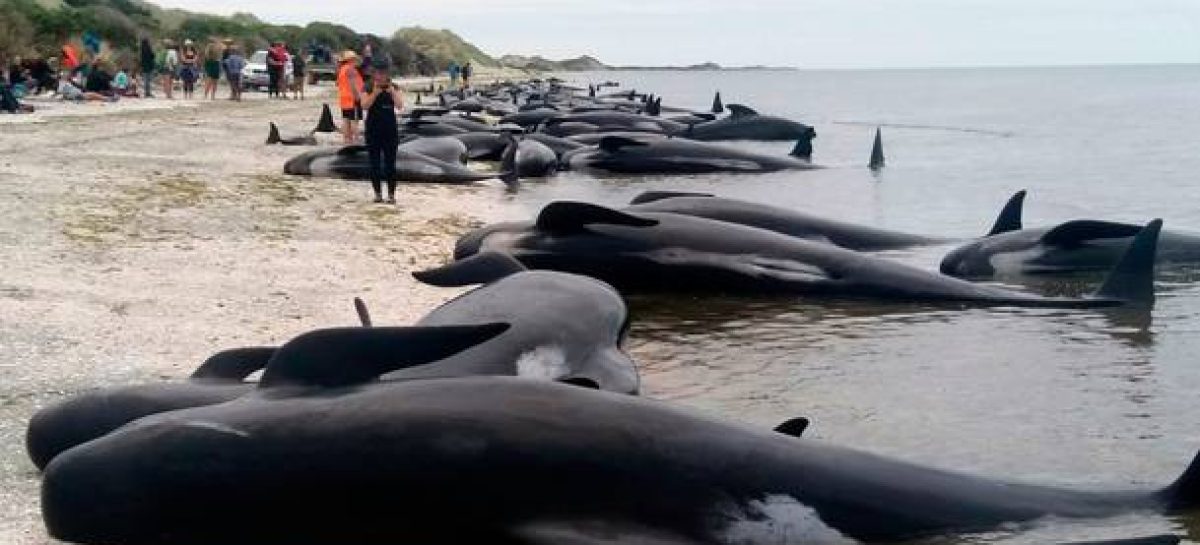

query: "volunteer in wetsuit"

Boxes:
[359, 60, 405, 204]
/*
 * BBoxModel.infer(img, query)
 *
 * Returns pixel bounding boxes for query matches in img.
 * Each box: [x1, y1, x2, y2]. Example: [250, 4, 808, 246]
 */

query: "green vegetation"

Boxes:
[0, 0, 499, 75]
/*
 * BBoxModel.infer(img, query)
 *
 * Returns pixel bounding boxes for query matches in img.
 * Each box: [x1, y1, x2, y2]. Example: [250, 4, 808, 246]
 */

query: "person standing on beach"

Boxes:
[223, 46, 245, 101]
[266, 41, 287, 99]
[447, 61, 460, 89]
[291, 47, 305, 100]
[202, 40, 222, 100]
[159, 39, 179, 99]
[360, 61, 404, 204]
[461, 61, 473, 89]
[179, 40, 199, 99]
[336, 50, 364, 144]
[139, 38, 155, 98]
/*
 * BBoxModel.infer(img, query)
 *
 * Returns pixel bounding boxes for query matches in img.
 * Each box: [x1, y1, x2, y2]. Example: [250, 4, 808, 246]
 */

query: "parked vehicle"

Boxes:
[241, 50, 293, 91]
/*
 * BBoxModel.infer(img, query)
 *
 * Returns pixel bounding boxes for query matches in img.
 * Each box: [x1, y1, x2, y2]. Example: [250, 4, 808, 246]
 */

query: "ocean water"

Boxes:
[489, 66, 1200, 543]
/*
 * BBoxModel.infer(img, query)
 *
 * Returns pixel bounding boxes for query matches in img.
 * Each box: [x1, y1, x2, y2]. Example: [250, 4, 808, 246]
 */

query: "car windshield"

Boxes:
[249, 51, 267, 64]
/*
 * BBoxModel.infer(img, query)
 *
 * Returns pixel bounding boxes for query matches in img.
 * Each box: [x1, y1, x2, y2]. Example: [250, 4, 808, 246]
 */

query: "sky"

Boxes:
[152, 0, 1200, 69]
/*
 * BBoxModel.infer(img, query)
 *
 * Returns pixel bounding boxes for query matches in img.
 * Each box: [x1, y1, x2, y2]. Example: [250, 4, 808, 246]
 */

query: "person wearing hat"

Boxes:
[359, 59, 405, 203]
[336, 50, 364, 144]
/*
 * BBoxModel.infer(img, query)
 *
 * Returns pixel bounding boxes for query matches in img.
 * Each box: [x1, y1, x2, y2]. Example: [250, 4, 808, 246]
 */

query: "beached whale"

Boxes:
[41, 376, 1200, 544]
[941, 190, 1200, 277]
[404, 252, 637, 393]
[545, 111, 686, 135]
[282, 145, 496, 184]
[24, 346, 274, 471]
[523, 132, 584, 158]
[452, 201, 1160, 307]
[627, 191, 948, 250]
[265, 122, 318, 146]
[685, 104, 816, 142]
[397, 135, 469, 164]
[562, 136, 818, 175]
[498, 134, 559, 179]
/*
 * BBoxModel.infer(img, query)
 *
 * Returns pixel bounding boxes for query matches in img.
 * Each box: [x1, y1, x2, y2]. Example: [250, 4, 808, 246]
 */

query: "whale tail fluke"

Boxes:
[189, 347, 277, 382]
[314, 104, 337, 133]
[1092, 219, 1161, 307]
[266, 122, 282, 145]
[987, 190, 1027, 236]
[869, 127, 885, 170]
[790, 129, 815, 161]
[413, 252, 528, 287]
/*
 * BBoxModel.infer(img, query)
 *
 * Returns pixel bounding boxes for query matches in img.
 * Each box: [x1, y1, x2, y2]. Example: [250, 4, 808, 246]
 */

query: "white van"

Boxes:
[241, 50, 294, 90]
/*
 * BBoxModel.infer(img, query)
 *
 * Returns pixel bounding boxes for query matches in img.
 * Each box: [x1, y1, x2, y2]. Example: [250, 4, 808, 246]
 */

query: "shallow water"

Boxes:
[502, 66, 1200, 543]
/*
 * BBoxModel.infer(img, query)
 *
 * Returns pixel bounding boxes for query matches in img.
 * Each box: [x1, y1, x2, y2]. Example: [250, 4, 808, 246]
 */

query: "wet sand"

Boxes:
[0, 85, 515, 543]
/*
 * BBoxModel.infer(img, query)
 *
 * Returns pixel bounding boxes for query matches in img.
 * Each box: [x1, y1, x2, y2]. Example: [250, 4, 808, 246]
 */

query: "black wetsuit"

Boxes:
[365, 82, 399, 198]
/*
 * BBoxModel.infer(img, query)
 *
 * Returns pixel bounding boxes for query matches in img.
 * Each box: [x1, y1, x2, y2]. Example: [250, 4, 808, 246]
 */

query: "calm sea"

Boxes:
[490, 65, 1200, 543]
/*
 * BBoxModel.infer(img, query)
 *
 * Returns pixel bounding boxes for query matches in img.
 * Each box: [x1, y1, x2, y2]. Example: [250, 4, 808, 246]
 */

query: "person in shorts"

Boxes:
[336, 50, 364, 144]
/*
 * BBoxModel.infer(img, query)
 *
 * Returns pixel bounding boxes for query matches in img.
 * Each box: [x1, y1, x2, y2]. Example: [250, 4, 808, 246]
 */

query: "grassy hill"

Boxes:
[391, 27, 498, 69]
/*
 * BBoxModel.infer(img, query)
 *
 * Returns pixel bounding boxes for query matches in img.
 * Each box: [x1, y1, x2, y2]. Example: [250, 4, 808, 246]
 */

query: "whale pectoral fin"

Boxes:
[1042, 220, 1146, 247]
[266, 122, 282, 145]
[727, 104, 759, 118]
[598, 136, 652, 153]
[413, 252, 528, 287]
[774, 417, 810, 438]
[628, 191, 716, 205]
[259, 323, 511, 388]
[536, 202, 659, 233]
[190, 346, 277, 381]
[987, 190, 1027, 236]
[336, 145, 368, 156]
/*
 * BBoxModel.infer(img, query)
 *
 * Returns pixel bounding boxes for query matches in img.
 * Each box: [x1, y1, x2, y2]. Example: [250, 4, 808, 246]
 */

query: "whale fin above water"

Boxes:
[599, 136, 653, 153]
[1092, 219, 1161, 306]
[868, 127, 885, 170]
[259, 324, 511, 388]
[711, 91, 724, 114]
[1041, 220, 1145, 247]
[727, 104, 759, 118]
[314, 104, 337, 133]
[773, 417, 810, 438]
[413, 252, 529, 287]
[190, 347, 277, 382]
[266, 122, 282, 145]
[628, 191, 716, 205]
[987, 190, 1027, 236]
[536, 201, 660, 233]
[353, 297, 372, 327]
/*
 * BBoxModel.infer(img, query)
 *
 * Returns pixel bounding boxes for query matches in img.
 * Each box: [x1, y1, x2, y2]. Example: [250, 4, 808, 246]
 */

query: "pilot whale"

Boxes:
[41, 377, 1200, 545]
[452, 201, 1160, 308]
[563, 136, 817, 175]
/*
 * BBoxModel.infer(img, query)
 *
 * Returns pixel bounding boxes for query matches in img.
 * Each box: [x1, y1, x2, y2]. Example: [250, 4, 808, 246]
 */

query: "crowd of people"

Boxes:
[1, 36, 325, 113]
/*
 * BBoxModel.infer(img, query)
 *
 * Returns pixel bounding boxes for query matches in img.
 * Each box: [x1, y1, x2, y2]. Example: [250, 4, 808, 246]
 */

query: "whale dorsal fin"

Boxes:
[337, 145, 367, 156]
[314, 103, 338, 133]
[266, 122, 282, 145]
[599, 136, 652, 153]
[987, 190, 1027, 236]
[774, 417, 810, 438]
[413, 252, 528, 287]
[1092, 219, 1161, 307]
[711, 91, 724, 114]
[260, 324, 511, 388]
[190, 346, 277, 381]
[1041, 220, 1144, 247]
[629, 191, 716, 205]
[727, 104, 758, 118]
[536, 202, 659, 233]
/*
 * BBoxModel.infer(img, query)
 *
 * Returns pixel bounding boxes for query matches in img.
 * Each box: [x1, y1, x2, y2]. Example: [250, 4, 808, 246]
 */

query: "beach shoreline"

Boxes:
[0, 83, 516, 544]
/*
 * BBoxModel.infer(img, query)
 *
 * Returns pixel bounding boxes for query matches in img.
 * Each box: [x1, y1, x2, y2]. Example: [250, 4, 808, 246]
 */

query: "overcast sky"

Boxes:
[153, 0, 1200, 68]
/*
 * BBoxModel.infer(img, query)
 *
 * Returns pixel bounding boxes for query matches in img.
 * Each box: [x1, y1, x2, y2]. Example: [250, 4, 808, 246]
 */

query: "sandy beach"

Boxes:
[0, 84, 517, 544]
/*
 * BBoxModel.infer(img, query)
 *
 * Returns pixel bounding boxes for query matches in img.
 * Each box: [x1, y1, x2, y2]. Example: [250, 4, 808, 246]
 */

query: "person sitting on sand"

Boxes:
[56, 75, 112, 102]
[336, 50, 364, 144]
[1, 69, 35, 114]
[84, 59, 115, 97]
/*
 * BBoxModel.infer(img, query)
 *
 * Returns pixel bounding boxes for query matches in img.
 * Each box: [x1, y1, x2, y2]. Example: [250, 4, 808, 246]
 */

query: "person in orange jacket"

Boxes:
[335, 50, 364, 144]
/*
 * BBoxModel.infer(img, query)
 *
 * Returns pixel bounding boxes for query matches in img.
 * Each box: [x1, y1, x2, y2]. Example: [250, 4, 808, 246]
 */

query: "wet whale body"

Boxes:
[627, 191, 948, 250]
[282, 145, 498, 184]
[941, 190, 1200, 277]
[403, 252, 638, 393]
[24, 346, 274, 471]
[563, 136, 818, 175]
[686, 104, 817, 142]
[42, 377, 1200, 544]
[498, 134, 559, 179]
[453, 201, 1160, 307]
[26, 255, 639, 469]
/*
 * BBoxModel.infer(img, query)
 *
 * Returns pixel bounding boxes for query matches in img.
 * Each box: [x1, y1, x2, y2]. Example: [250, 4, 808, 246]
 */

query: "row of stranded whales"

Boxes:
[941, 190, 1200, 277]
[281, 145, 504, 185]
[41, 375, 1200, 545]
[26, 255, 638, 470]
[560, 135, 818, 174]
[452, 200, 1160, 307]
